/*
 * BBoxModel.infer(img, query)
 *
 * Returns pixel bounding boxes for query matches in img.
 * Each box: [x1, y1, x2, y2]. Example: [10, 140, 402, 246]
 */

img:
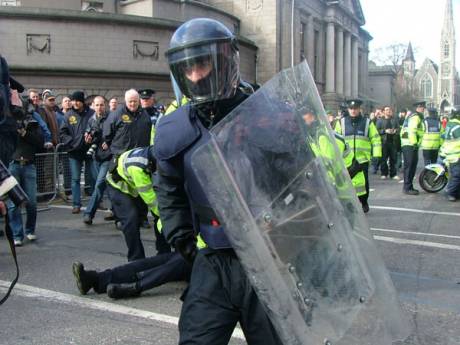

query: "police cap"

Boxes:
[139, 89, 155, 99]
[413, 100, 426, 108]
[346, 99, 363, 108]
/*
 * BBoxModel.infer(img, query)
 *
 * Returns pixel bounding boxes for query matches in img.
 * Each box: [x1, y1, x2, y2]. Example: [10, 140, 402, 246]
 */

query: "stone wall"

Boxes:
[0, 6, 257, 105]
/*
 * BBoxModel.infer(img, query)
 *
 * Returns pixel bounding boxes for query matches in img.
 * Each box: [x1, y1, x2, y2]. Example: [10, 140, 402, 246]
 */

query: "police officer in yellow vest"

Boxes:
[304, 112, 366, 200]
[335, 99, 381, 213]
[400, 101, 426, 195]
[106, 146, 167, 261]
[421, 107, 443, 165]
[440, 106, 460, 201]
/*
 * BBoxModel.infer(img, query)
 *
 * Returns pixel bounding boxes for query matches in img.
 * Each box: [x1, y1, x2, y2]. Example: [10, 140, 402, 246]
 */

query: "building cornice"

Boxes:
[0, 6, 182, 29]
[0, 6, 256, 48]
[9, 65, 171, 80]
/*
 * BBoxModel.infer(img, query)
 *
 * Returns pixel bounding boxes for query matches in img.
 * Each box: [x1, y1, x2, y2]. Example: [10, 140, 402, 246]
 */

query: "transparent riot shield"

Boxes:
[191, 62, 410, 345]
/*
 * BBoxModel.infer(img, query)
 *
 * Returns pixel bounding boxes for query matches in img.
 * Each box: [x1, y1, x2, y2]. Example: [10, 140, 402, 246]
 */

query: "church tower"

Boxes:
[438, 0, 456, 112]
[403, 41, 415, 78]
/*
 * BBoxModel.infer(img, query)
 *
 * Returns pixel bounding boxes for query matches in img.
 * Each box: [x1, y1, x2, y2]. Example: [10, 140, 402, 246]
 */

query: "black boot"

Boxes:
[72, 262, 98, 295]
[107, 282, 141, 299]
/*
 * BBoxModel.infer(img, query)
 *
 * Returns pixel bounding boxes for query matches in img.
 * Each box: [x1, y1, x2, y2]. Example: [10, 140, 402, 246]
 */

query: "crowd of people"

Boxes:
[327, 100, 460, 202]
[2, 16, 460, 345]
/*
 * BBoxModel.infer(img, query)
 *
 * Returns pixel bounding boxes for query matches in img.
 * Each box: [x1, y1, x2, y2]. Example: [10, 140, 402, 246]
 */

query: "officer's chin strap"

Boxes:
[0, 214, 20, 305]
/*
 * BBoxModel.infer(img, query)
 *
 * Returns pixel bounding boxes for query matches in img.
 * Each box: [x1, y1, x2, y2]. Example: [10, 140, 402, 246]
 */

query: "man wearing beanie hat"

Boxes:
[60, 90, 96, 213]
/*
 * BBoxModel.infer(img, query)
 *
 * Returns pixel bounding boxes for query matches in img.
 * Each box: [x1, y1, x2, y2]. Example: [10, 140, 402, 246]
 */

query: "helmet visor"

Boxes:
[167, 41, 240, 104]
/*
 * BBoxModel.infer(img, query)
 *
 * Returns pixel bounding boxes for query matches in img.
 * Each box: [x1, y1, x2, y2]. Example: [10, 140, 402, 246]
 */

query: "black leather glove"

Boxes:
[174, 235, 197, 264]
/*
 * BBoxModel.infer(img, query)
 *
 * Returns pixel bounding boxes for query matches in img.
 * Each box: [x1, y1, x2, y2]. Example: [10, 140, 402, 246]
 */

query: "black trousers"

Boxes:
[95, 252, 191, 293]
[358, 162, 369, 205]
[107, 185, 146, 261]
[380, 142, 397, 177]
[402, 146, 419, 191]
[179, 249, 282, 345]
[422, 149, 438, 166]
[447, 161, 460, 198]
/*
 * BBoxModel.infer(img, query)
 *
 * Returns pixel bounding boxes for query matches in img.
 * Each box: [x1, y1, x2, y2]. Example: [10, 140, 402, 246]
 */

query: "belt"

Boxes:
[13, 158, 33, 166]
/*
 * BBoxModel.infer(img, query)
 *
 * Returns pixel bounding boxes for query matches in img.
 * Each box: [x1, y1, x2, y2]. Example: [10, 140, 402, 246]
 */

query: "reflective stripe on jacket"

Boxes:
[421, 117, 442, 150]
[107, 147, 159, 216]
[336, 115, 382, 163]
[440, 119, 460, 165]
[401, 112, 424, 147]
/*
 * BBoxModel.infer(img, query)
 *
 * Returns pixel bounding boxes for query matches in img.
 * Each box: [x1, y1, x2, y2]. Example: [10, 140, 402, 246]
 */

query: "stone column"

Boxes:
[325, 21, 335, 93]
[306, 15, 315, 70]
[351, 37, 359, 97]
[336, 27, 344, 95]
[344, 31, 351, 98]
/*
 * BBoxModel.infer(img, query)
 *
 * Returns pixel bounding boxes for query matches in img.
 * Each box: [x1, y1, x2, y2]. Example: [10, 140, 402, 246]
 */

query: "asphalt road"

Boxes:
[0, 171, 459, 345]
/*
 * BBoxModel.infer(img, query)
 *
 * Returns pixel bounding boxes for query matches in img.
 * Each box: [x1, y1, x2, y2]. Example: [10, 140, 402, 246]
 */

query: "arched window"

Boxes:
[420, 74, 433, 98]
[444, 42, 450, 58]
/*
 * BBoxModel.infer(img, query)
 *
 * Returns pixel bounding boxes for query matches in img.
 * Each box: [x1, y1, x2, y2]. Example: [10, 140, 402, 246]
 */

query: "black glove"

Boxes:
[174, 234, 197, 264]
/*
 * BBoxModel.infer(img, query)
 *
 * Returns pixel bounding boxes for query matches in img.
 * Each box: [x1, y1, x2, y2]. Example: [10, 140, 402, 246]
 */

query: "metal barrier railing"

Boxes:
[35, 144, 94, 205]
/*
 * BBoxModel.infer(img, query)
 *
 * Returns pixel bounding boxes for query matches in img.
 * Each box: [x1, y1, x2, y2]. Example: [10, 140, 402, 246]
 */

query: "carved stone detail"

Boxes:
[133, 40, 159, 60]
[247, 0, 263, 13]
[26, 34, 51, 55]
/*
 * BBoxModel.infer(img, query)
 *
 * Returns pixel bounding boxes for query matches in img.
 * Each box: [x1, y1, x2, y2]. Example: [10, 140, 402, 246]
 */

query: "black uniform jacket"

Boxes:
[59, 106, 94, 159]
[103, 105, 151, 156]
[12, 122, 44, 162]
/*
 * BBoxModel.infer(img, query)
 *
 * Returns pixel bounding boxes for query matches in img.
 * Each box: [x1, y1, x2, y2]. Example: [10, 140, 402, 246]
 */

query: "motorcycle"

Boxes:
[418, 162, 449, 193]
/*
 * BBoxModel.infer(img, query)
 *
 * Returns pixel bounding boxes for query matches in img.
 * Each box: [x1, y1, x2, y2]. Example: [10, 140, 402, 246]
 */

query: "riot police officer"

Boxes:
[154, 18, 281, 345]
[400, 101, 426, 195]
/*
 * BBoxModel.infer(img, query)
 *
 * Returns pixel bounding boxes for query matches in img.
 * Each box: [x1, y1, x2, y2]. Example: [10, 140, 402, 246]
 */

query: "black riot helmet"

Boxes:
[165, 18, 240, 105]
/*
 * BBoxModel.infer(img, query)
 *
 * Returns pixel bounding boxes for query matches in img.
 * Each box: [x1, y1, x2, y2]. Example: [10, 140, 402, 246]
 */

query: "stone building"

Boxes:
[0, 0, 258, 104]
[368, 62, 396, 108]
[202, 0, 372, 110]
[369, 0, 459, 112]
[0, 0, 371, 110]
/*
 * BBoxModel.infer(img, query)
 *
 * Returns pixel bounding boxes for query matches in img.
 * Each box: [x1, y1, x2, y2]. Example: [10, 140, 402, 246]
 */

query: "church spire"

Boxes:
[442, 0, 455, 36]
[405, 41, 414, 62]
[437, 0, 457, 113]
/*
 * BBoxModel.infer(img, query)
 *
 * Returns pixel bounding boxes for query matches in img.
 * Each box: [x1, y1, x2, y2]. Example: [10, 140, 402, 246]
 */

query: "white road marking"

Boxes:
[0, 280, 246, 340]
[370, 205, 460, 217]
[373, 235, 460, 251]
[371, 228, 460, 240]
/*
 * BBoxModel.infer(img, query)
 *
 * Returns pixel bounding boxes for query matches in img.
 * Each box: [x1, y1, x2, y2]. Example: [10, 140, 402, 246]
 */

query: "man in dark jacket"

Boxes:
[376, 105, 400, 180]
[83, 96, 112, 224]
[59, 91, 96, 213]
[8, 101, 44, 246]
[102, 89, 151, 157]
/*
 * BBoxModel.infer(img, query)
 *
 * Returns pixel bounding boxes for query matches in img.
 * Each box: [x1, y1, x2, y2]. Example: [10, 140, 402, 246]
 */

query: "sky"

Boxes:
[360, 0, 460, 68]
